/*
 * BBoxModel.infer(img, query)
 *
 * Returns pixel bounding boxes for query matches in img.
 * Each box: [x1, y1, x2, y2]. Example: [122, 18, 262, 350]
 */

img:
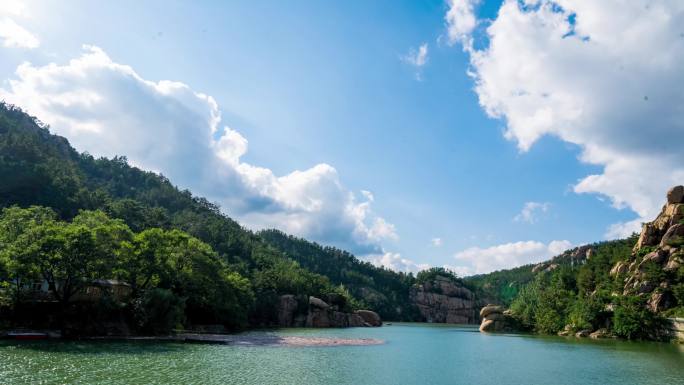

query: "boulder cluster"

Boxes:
[410, 275, 478, 324]
[557, 324, 612, 339]
[478, 305, 515, 332]
[612, 185, 684, 312]
[276, 295, 381, 328]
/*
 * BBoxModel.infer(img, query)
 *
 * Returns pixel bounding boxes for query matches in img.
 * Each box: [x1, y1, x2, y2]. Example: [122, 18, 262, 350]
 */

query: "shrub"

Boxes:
[133, 288, 185, 335]
[612, 296, 663, 340]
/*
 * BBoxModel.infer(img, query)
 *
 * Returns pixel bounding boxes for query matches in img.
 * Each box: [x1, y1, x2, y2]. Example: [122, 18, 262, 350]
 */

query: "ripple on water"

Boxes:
[0, 325, 682, 385]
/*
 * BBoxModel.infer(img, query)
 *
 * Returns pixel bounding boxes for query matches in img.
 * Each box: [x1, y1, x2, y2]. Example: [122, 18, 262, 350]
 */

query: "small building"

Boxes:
[14, 279, 132, 303]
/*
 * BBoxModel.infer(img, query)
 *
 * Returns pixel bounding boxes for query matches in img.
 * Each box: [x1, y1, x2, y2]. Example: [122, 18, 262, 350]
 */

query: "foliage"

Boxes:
[0, 206, 254, 332]
[416, 267, 460, 285]
[133, 288, 186, 334]
[612, 296, 661, 340]
[0, 103, 415, 330]
[506, 237, 658, 337]
[464, 265, 536, 307]
[258, 229, 419, 321]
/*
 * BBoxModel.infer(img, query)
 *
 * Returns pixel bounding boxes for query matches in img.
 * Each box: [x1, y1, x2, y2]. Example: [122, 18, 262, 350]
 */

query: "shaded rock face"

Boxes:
[355, 310, 382, 327]
[478, 305, 515, 332]
[611, 186, 684, 316]
[277, 295, 299, 327]
[276, 295, 379, 328]
[410, 275, 478, 324]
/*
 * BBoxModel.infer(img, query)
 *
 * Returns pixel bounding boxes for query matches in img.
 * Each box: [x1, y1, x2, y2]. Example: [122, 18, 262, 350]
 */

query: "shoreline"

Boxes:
[0, 331, 387, 347]
[86, 333, 386, 347]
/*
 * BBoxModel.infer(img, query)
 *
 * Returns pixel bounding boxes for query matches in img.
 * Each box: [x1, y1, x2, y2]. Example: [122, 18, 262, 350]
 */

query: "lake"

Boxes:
[1, 323, 683, 385]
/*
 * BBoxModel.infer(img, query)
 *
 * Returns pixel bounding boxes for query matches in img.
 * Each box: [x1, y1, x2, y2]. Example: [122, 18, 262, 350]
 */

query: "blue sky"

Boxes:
[1, 0, 682, 274]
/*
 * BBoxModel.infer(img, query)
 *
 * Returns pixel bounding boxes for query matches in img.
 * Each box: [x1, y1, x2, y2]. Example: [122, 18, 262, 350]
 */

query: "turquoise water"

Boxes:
[1, 323, 683, 385]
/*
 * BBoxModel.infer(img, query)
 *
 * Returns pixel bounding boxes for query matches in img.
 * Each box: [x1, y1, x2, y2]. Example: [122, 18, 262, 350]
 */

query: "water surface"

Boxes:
[1, 323, 682, 385]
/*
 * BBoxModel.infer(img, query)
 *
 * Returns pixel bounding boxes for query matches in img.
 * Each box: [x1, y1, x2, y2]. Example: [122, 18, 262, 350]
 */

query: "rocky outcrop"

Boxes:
[608, 186, 684, 321]
[478, 305, 516, 332]
[533, 245, 594, 273]
[667, 318, 684, 343]
[634, 186, 684, 251]
[276, 295, 299, 327]
[410, 275, 478, 324]
[276, 295, 378, 328]
[589, 328, 612, 339]
[355, 310, 382, 327]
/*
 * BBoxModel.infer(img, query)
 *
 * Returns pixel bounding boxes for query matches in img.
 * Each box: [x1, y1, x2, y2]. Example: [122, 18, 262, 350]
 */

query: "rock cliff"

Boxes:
[276, 294, 381, 328]
[410, 275, 479, 324]
[614, 185, 684, 313]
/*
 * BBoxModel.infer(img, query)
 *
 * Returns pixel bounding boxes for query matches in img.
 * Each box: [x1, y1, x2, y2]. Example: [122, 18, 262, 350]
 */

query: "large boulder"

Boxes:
[647, 291, 675, 313]
[589, 328, 611, 339]
[347, 313, 366, 327]
[309, 296, 330, 309]
[642, 249, 669, 264]
[306, 308, 331, 327]
[667, 185, 684, 204]
[277, 295, 299, 327]
[480, 304, 503, 318]
[355, 310, 382, 327]
[609, 261, 629, 276]
[330, 311, 350, 327]
[660, 224, 684, 248]
[478, 305, 515, 333]
[479, 319, 496, 332]
[633, 189, 684, 251]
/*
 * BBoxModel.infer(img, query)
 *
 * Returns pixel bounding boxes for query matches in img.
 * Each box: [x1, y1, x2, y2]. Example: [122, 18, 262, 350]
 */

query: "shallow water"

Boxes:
[1, 323, 683, 385]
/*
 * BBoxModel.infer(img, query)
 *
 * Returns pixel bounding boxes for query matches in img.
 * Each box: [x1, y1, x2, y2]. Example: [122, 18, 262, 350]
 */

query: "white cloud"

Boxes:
[367, 252, 429, 273]
[0, 17, 38, 48]
[402, 43, 429, 79]
[514, 201, 550, 223]
[403, 43, 429, 67]
[453, 239, 572, 275]
[0, 1, 29, 17]
[0, 45, 397, 255]
[431, 237, 443, 247]
[449, 0, 684, 238]
[445, 0, 479, 48]
[0, 1, 38, 49]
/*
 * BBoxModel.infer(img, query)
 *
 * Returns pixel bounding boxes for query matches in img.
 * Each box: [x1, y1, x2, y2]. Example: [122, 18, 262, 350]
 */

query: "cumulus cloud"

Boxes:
[0, 1, 38, 49]
[514, 201, 550, 223]
[431, 237, 443, 247]
[402, 43, 429, 79]
[0, 45, 397, 254]
[448, 0, 684, 238]
[453, 239, 573, 275]
[367, 252, 429, 273]
[445, 0, 479, 48]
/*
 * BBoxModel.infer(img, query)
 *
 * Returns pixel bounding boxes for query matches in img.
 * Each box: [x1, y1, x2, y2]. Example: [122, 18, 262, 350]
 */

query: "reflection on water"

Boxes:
[0, 323, 682, 385]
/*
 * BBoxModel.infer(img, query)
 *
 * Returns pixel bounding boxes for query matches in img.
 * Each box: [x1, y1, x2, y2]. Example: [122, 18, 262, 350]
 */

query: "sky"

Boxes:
[1, 0, 683, 276]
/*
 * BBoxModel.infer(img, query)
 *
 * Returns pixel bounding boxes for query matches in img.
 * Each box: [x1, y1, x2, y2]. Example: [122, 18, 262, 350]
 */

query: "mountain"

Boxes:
[258, 229, 419, 320]
[0, 102, 420, 331]
[469, 188, 684, 340]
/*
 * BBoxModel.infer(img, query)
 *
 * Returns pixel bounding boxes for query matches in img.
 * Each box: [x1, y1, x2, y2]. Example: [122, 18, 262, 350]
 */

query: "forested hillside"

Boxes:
[471, 217, 684, 340]
[0, 103, 421, 333]
[258, 230, 420, 320]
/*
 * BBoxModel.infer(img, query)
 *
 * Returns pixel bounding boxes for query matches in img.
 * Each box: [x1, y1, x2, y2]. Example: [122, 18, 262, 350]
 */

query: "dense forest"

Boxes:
[469, 234, 684, 340]
[0, 102, 422, 334]
[1, 102, 681, 341]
